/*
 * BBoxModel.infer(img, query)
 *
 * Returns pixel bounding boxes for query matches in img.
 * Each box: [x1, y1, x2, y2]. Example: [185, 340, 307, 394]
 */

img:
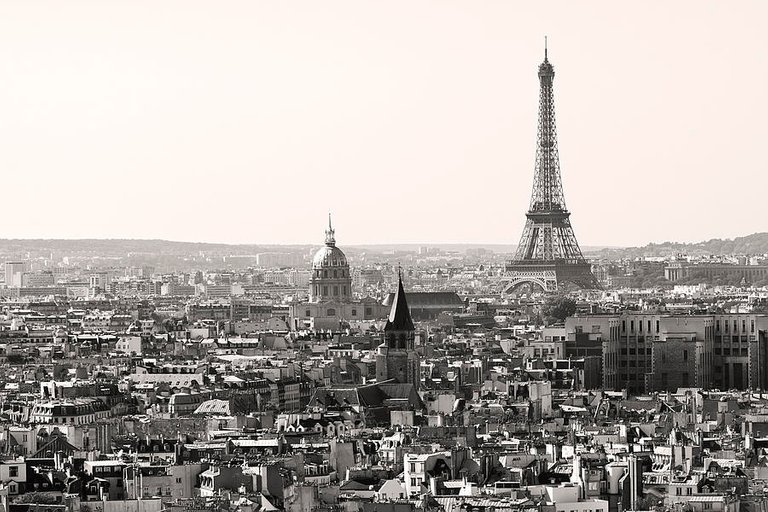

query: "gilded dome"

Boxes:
[312, 213, 349, 269]
[312, 245, 348, 269]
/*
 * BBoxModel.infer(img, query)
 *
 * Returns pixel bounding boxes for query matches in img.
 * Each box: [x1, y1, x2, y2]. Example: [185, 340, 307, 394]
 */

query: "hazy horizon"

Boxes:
[0, 233, 764, 252]
[1, 1, 766, 246]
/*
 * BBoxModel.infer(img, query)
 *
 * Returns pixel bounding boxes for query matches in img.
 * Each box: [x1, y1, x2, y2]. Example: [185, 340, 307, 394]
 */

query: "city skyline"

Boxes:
[2, 4, 768, 510]
[1, 1, 766, 246]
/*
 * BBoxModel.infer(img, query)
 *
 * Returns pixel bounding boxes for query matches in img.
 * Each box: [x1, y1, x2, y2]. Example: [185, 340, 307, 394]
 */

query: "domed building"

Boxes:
[290, 215, 385, 331]
[310, 216, 352, 303]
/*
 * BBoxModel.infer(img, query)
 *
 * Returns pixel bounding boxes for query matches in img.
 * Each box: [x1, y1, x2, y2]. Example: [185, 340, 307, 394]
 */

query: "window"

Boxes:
[351, 309, 357, 317]
[176, 478, 182, 484]
[410, 463, 416, 472]
[305, 310, 311, 317]
[683, 350, 688, 361]
[9, 466, 18, 477]
[411, 478, 417, 486]
[333, 286, 339, 296]
[327, 308, 336, 316]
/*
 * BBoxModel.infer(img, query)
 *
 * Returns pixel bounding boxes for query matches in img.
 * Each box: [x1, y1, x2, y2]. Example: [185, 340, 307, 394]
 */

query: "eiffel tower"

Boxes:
[504, 45, 600, 293]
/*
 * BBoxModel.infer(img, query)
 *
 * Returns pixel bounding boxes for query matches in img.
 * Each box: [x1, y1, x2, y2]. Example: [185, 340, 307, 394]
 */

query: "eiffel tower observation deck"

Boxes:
[504, 44, 600, 293]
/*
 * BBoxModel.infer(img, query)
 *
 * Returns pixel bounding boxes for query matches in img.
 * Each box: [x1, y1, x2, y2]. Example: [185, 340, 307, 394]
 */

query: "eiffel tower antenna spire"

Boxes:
[503, 49, 600, 293]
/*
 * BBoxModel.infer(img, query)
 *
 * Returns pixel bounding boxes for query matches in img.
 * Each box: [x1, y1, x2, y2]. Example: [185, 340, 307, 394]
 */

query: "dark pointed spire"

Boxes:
[385, 271, 414, 332]
[544, 35, 548, 61]
[325, 212, 336, 246]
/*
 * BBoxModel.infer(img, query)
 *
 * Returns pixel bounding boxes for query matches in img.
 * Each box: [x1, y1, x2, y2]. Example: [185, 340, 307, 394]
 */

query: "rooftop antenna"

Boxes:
[544, 36, 548, 60]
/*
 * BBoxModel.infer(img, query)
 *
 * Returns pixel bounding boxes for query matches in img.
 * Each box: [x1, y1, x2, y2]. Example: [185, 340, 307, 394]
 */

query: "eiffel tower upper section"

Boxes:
[528, 46, 567, 216]
[506, 45, 600, 291]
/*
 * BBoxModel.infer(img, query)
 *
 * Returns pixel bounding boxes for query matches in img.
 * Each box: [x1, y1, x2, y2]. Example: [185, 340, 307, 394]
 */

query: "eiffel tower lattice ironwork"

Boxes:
[504, 45, 600, 293]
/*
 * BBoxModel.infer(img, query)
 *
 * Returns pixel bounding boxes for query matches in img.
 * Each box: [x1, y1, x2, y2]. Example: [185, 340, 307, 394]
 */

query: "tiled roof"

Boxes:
[193, 399, 231, 415]
[32, 435, 79, 458]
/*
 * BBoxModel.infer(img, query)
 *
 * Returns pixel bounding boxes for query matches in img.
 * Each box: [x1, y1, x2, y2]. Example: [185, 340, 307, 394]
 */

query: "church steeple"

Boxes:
[376, 269, 419, 389]
[385, 271, 415, 332]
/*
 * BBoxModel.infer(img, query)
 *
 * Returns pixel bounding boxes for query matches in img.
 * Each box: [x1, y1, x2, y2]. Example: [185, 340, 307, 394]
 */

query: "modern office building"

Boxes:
[565, 313, 768, 393]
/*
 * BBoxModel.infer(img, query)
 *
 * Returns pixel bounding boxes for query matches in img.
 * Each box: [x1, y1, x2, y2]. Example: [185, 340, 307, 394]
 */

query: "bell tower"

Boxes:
[375, 272, 420, 389]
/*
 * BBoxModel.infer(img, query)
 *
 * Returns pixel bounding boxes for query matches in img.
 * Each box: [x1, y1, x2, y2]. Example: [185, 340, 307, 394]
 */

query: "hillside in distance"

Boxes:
[0, 239, 613, 257]
[0, 234, 764, 260]
[0, 238, 286, 256]
[598, 232, 768, 259]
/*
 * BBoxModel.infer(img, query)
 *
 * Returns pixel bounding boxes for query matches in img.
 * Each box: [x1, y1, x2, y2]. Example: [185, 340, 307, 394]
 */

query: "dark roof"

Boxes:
[309, 382, 423, 410]
[310, 388, 364, 408]
[382, 291, 464, 307]
[340, 479, 379, 491]
[32, 435, 79, 458]
[384, 276, 414, 332]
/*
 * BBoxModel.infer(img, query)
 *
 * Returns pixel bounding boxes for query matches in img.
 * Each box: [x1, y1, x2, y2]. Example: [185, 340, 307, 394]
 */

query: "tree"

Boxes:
[15, 493, 60, 504]
[540, 295, 577, 325]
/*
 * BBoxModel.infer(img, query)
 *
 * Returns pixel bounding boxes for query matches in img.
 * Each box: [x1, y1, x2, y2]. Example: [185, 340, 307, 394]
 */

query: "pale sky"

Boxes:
[1, 1, 766, 247]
